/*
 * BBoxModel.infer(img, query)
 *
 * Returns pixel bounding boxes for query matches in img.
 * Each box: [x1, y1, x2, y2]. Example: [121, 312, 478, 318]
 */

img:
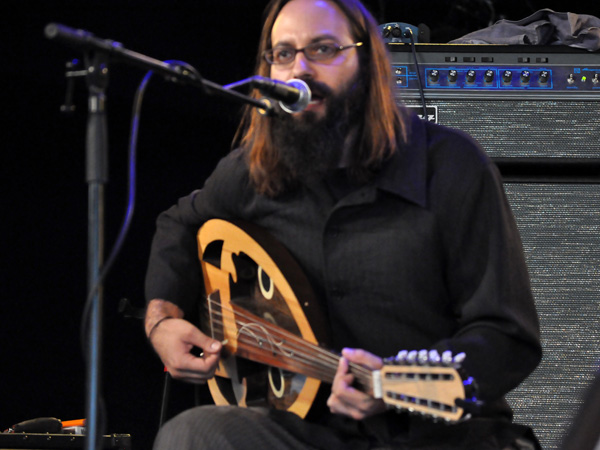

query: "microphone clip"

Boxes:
[60, 58, 87, 114]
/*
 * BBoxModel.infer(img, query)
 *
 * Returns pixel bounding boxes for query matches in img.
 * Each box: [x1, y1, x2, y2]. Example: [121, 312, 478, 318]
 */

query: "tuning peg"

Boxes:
[394, 349, 408, 364]
[406, 350, 418, 364]
[428, 349, 441, 365]
[391, 349, 449, 366]
[452, 352, 466, 367]
[418, 349, 429, 365]
[441, 350, 453, 366]
[462, 376, 479, 398]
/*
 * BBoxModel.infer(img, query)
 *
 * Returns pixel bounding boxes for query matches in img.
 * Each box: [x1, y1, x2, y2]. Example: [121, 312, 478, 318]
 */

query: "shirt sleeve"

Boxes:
[144, 150, 250, 315]
[433, 152, 542, 404]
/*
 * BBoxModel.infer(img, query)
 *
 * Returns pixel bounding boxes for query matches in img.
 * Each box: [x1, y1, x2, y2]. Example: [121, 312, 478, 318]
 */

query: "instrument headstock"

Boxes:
[374, 350, 479, 422]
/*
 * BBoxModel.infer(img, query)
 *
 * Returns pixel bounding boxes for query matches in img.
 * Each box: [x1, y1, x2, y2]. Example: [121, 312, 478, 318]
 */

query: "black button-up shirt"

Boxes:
[146, 114, 541, 431]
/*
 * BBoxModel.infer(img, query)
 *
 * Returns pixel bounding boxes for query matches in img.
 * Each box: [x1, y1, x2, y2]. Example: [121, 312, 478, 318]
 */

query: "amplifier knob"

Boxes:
[429, 69, 440, 83]
[466, 70, 476, 83]
[391, 26, 402, 38]
[502, 70, 513, 83]
[484, 70, 495, 83]
[448, 69, 458, 83]
[567, 74, 575, 85]
[593, 74, 599, 85]
[520, 70, 531, 84]
[539, 71, 550, 84]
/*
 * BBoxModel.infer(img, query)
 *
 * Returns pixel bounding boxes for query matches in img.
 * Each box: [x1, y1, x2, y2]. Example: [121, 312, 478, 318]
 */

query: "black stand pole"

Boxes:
[84, 50, 110, 450]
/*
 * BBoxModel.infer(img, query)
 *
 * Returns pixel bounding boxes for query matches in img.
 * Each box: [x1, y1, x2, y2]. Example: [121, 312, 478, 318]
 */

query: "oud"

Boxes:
[197, 219, 476, 422]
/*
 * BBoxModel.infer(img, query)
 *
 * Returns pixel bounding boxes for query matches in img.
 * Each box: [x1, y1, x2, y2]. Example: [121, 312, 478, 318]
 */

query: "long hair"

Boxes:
[235, 0, 408, 197]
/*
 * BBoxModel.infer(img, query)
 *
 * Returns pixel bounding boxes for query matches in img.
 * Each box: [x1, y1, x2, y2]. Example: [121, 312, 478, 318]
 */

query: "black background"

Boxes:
[3, 0, 593, 448]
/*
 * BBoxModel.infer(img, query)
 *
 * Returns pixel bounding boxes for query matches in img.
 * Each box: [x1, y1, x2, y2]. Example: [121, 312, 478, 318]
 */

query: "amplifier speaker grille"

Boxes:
[400, 95, 600, 449]
[504, 184, 600, 450]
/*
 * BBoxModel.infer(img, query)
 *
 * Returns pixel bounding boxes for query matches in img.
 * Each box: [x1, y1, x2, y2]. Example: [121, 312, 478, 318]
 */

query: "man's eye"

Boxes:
[274, 48, 293, 61]
[308, 43, 337, 58]
[315, 44, 334, 54]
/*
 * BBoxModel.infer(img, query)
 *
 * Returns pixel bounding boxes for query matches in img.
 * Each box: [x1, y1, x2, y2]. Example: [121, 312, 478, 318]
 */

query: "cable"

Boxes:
[78, 58, 201, 440]
[79, 59, 201, 353]
[404, 27, 428, 121]
[78, 61, 201, 443]
[79, 70, 151, 353]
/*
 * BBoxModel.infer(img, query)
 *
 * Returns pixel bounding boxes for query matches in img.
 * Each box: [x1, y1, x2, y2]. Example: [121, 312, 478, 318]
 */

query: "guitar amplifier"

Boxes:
[389, 44, 600, 450]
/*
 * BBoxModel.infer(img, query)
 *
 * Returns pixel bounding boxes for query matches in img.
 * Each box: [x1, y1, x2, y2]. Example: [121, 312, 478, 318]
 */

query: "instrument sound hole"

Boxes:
[268, 367, 285, 398]
[258, 266, 274, 299]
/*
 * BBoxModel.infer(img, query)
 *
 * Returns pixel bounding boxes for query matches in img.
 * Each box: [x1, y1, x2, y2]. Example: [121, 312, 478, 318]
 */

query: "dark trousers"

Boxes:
[152, 405, 540, 450]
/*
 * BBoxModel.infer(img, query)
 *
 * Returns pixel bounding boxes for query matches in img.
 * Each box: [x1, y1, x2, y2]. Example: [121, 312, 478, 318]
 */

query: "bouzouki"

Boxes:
[197, 219, 476, 422]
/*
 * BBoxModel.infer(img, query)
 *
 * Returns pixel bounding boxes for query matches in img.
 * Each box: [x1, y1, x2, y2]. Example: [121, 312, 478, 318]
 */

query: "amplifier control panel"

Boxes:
[389, 45, 600, 93]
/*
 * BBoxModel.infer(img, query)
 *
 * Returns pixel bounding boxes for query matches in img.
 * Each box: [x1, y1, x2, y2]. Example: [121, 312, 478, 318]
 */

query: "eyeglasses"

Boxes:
[263, 41, 363, 65]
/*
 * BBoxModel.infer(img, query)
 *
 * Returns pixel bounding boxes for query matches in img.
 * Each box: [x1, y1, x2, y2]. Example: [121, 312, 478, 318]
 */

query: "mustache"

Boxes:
[300, 78, 333, 99]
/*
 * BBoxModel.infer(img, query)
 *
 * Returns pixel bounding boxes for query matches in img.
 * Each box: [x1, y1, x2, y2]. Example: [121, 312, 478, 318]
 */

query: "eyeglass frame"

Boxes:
[263, 41, 364, 65]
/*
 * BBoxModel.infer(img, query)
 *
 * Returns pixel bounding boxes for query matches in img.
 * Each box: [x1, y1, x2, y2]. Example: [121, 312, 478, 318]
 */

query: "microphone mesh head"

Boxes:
[280, 78, 311, 113]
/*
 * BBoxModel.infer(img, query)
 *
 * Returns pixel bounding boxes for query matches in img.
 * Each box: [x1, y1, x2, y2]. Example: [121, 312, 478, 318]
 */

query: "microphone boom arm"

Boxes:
[45, 23, 273, 114]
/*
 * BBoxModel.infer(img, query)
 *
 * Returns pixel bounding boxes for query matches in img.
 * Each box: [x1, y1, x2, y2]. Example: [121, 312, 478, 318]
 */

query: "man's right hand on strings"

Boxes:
[146, 299, 222, 384]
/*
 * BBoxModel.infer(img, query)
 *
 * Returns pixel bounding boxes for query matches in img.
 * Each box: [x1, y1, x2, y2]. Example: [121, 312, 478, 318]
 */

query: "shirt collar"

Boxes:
[374, 113, 428, 208]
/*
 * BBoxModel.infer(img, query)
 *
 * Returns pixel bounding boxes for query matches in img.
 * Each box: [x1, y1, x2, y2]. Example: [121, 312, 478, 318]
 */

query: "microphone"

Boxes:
[250, 77, 311, 113]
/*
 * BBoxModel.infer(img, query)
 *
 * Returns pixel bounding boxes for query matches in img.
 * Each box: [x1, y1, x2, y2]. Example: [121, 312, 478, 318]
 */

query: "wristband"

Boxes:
[147, 316, 174, 340]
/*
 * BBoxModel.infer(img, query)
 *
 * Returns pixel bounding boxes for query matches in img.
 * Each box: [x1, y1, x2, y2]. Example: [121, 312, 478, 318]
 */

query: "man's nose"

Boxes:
[291, 51, 315, 79]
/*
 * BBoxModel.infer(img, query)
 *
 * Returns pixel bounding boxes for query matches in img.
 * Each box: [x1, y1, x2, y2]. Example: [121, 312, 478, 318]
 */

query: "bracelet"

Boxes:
[147, 316, 174, 340]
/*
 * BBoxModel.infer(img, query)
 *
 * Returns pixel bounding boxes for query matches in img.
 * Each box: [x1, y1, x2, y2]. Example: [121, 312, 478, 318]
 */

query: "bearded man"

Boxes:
[144, 0, 542, 448]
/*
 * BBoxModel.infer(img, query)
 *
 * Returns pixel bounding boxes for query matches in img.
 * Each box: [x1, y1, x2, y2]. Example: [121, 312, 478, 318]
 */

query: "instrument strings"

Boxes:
[205, 296, 373, 386]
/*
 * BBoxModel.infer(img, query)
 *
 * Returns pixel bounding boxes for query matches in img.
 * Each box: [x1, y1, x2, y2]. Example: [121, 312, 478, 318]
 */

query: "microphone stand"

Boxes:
[44, 23, 273, 450]
[83, 48, 109, 450]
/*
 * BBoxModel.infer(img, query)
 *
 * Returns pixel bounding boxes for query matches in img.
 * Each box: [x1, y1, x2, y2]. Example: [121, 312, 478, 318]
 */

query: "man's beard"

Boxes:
[270, 74, 366, 186]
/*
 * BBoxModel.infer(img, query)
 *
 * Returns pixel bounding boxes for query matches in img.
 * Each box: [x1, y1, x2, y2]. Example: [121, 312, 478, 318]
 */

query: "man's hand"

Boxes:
[327, 348, 387, 420]
[149, 318, 222, 383]
[145, 299, 221, 384]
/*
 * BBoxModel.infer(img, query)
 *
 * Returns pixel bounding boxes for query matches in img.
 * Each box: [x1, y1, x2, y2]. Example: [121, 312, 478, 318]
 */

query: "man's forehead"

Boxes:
[271, 0, 352, 44]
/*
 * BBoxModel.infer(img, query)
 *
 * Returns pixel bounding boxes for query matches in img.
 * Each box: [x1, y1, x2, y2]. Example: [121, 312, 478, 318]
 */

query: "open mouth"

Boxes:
[309, 92, 325, 105]
[304, 80, 330, 105]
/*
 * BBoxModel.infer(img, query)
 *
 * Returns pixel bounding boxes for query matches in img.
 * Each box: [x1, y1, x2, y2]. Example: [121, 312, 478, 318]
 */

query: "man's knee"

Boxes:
[154, 405, 243, 450]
